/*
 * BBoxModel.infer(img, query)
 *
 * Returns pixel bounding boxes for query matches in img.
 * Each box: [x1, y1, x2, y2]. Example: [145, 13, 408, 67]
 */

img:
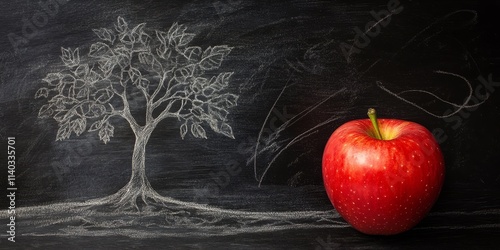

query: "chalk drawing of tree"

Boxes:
[35, 17, 238, 211]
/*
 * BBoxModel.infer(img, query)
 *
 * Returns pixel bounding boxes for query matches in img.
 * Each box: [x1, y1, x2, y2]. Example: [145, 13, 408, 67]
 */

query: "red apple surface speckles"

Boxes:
[322, 118, 445, 235]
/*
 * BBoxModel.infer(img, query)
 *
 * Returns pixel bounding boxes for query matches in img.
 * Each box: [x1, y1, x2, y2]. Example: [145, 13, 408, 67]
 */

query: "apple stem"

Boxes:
[367, 108, 383, 140]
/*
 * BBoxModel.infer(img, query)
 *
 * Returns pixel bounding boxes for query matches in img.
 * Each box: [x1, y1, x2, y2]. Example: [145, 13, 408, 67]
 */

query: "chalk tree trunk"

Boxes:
[93, 125, 169, 211]
[129, 127, 153, 193]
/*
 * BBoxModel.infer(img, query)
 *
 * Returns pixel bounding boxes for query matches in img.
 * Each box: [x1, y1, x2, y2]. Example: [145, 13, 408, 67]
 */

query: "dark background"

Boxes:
[0, 0, 499, 248]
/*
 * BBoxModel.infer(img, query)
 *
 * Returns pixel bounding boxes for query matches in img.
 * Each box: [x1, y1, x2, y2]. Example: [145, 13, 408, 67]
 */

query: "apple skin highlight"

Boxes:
[322, 118, 445, 235]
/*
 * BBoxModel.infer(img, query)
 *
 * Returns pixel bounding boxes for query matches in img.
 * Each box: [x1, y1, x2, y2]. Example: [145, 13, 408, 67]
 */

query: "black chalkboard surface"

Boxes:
[0, 0, 499, 248]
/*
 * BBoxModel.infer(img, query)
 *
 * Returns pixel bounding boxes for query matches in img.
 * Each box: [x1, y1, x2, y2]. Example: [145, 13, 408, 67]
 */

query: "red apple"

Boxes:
[322, 108, 445, 235]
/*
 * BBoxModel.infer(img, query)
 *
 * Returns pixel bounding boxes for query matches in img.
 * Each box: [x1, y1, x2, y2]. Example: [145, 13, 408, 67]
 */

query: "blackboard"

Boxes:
[0, 0, 499, 248]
